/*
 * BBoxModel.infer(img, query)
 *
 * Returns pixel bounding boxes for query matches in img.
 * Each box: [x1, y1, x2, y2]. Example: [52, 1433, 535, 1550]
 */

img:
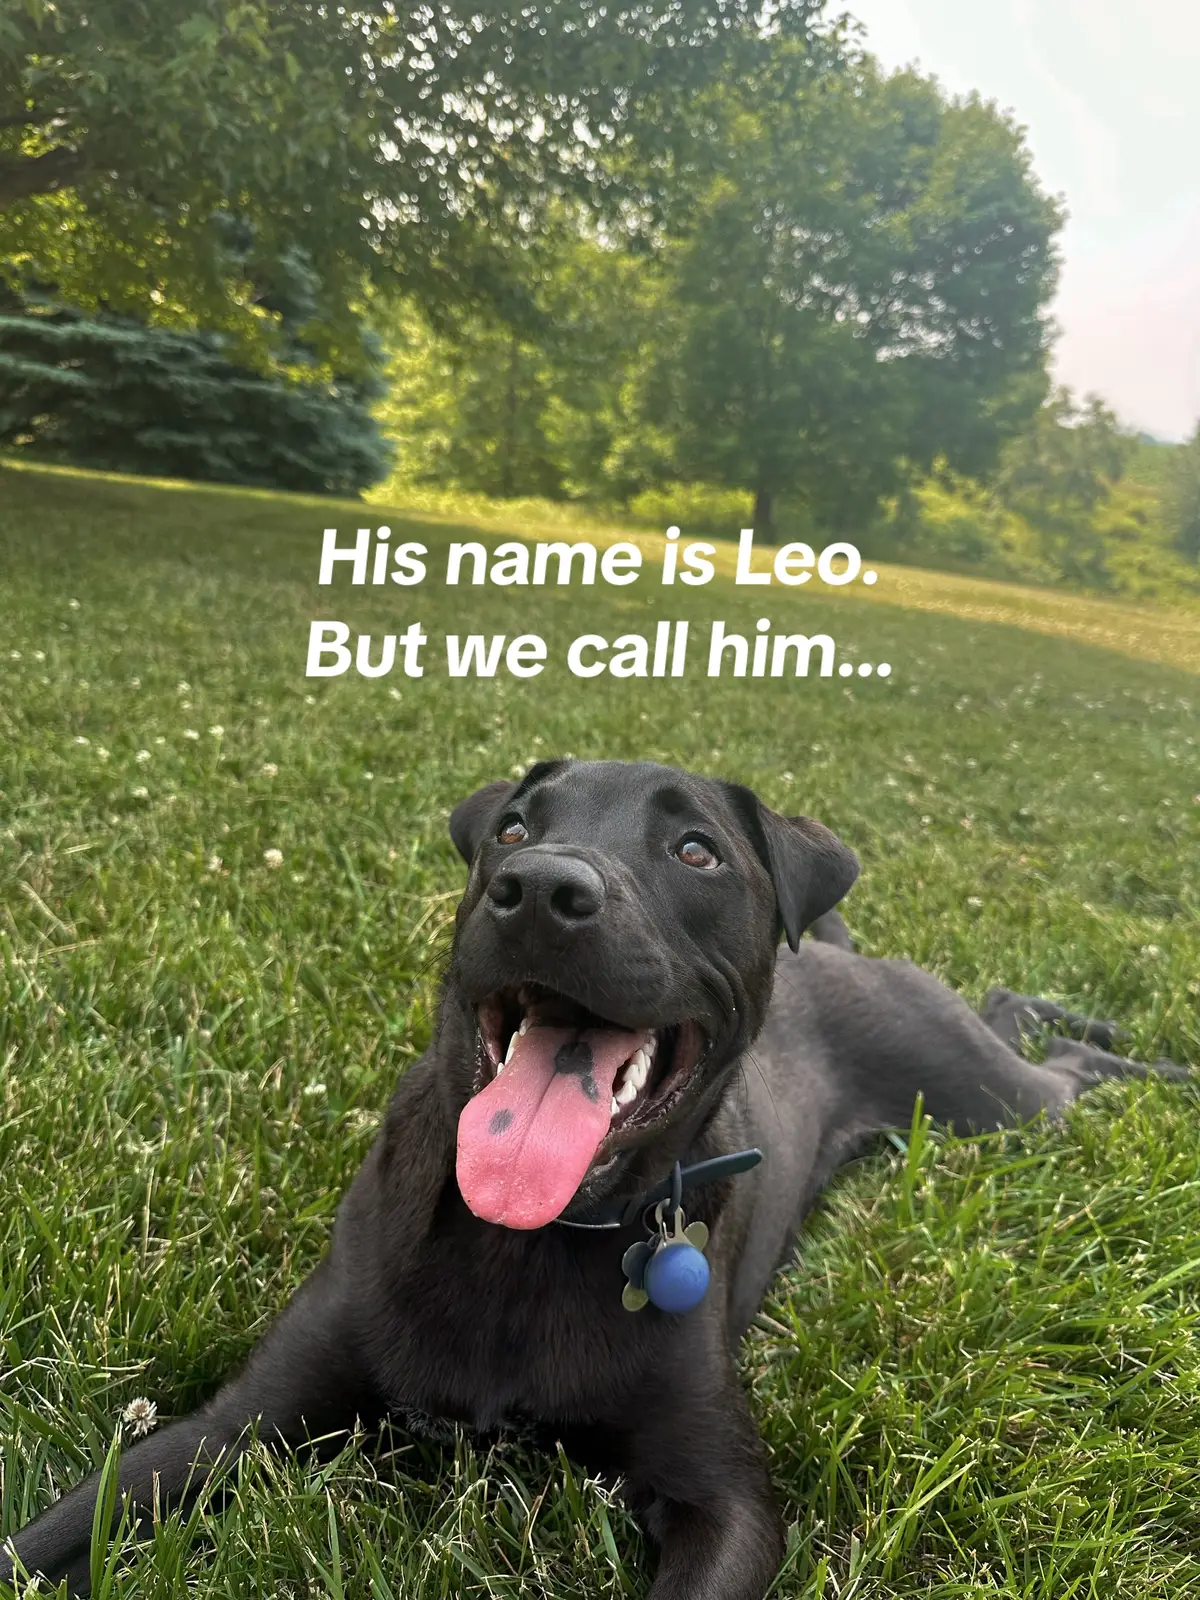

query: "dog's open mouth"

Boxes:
[456, 983, 706, 1231]
[475, 985, 705, 1130]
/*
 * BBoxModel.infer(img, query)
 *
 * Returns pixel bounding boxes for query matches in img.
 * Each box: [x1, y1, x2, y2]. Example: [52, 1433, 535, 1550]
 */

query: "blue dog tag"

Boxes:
[622, 1192, 712, 1314]
[644, 1240, 710, 1314]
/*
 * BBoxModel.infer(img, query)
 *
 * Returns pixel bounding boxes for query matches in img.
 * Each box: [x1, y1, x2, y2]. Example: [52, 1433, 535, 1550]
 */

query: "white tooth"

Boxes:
[611, 1096, 621, 1118]
[627, 1048, 649, 1089]
[618, 1077, 638, 1105]
[503, 1033, 517, 1066]
[518, 1017, 530, 1036]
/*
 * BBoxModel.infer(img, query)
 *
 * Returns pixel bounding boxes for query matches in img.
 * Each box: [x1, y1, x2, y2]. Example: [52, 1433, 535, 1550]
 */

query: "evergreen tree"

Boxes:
[0, 236, 392, 495]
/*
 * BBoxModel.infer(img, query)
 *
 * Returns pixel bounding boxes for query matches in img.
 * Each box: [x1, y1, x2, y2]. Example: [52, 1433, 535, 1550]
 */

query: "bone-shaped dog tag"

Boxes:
[622, 1240, 653, 1285]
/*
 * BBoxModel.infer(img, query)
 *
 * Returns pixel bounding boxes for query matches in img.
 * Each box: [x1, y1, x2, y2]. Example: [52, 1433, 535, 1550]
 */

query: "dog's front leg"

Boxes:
[1, 1257, 379, 1597]
[626, 1359, 785, 1600]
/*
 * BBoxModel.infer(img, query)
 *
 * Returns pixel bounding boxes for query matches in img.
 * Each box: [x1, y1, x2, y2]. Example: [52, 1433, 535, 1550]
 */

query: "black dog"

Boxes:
[2, 760, 1186, 1598]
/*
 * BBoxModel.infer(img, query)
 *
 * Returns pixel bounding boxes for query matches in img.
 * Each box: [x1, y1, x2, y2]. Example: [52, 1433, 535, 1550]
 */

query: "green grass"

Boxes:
[2, 458, 1199, 1599]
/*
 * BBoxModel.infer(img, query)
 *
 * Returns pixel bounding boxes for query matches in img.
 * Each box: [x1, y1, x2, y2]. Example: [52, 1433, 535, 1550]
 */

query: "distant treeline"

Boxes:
[375, 305, 1200, 604]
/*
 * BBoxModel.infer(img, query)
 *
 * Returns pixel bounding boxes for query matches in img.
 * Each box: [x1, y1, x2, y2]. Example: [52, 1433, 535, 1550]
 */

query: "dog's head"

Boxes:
[442, 759, 858, 1229]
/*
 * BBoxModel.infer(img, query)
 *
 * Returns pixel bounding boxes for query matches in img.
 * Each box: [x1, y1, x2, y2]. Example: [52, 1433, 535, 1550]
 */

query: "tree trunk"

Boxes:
[753, 483, 775, 542]
[499, 330, 519, 499]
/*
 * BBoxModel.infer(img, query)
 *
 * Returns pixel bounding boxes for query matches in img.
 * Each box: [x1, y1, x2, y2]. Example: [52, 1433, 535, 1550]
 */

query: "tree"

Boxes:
[0, 255, 392, 494]
[0, 0, 820, 368]
[988, 388, 1134, 585]
[377, 230, 658, 499]
[993, 389, 1130, 512]
[1165, 423, 1200, 562]
[629, 40, 1062, 535]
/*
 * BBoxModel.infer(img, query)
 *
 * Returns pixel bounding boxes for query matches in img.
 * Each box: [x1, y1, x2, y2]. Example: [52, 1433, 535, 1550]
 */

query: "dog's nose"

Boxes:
[486, 850, 606, 926]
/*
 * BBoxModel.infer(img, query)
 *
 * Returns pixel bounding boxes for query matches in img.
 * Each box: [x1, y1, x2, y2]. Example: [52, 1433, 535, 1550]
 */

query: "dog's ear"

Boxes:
[449, 780, 517, 865]
[724, 783, 859, 952]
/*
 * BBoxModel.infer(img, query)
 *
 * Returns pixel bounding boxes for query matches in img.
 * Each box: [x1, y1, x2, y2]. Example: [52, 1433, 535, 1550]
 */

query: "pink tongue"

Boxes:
[457, 1024, 646, 1229]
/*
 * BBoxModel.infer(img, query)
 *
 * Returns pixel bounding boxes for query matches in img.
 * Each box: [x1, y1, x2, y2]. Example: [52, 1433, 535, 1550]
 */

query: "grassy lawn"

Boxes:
[2, 458, 1199, 1598]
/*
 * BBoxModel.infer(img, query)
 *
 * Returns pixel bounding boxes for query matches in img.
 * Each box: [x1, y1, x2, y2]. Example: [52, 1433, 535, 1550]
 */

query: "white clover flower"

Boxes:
[121, 1397, 158, 1436]
[8, 650, 20, 660]
[33, 650, 45, 662]
[131, 786, 149, 799]
[304, 695, 315, 705]
[303, 1081, 327, 1098]
[136, 749, 151, 763]
[97, 747, 110, 762]
[967, 896, 983, 908]
[208, 724, 224, 738]
[206, 854, 223, 873]
[68, 598, 80, 610]
[74, 735, 90, 746]
[154, 736, 166, 745]
[263, 847, 284, 869]
[184, 729, 200, 741]
[177, 681, 191, 693]
[259, 762, 278, 777]
[130, 677, 141, 688]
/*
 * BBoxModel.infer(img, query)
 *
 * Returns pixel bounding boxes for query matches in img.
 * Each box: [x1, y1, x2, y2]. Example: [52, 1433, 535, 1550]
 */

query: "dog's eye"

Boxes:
[496, 817, 528, 845]
[676, 836, 720, 870]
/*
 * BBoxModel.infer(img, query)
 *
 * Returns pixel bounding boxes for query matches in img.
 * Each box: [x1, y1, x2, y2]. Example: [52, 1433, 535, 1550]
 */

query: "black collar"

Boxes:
[554, 1148, 763, 1230]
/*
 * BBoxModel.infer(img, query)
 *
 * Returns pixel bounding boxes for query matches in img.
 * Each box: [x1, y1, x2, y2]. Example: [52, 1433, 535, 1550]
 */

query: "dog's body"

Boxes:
[2, 761, 1185, 1599]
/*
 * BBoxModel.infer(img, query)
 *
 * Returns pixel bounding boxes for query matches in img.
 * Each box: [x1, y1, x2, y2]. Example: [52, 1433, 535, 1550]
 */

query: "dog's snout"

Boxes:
[486, 850, 606, 927]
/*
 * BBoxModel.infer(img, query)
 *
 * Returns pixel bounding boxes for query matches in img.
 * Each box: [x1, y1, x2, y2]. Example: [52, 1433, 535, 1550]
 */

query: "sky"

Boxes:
[843, 0, 1200, 441]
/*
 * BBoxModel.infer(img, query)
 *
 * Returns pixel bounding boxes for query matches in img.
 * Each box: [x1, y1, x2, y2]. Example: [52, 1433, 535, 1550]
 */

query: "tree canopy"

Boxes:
[377, 39, 1064, 534]
[0, 0, 819, 366]
[631, 43, 1062, 533]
